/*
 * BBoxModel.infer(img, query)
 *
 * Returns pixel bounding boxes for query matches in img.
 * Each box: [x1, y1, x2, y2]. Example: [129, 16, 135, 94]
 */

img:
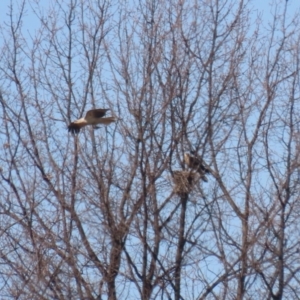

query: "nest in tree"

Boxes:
[172, 170, 200, 194]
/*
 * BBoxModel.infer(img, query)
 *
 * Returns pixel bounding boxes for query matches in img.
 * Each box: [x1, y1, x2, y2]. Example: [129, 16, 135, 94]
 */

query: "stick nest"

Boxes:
[172, 170, 199, 194]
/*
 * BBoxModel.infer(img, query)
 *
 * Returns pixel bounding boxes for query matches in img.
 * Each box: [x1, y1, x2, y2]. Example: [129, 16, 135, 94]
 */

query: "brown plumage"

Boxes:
[68, 108, 116, 134]
[184, 152, 210, 181]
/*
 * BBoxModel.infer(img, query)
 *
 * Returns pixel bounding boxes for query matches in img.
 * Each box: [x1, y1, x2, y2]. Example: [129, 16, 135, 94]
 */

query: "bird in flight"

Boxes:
[68, 108, 116, 134]
[184, 152, 210, 181]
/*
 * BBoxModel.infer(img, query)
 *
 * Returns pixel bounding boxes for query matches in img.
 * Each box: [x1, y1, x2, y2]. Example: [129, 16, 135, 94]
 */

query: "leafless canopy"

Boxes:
[0, 0, 300, 299]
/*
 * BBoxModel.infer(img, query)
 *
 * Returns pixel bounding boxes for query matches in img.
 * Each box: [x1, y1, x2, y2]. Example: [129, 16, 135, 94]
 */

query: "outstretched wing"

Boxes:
[68, 108, 115, 134]
[85, 108, 109, 120]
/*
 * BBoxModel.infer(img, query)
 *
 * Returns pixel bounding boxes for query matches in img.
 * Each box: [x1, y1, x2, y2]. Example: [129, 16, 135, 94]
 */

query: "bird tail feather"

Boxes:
[98, 117, 117, 125]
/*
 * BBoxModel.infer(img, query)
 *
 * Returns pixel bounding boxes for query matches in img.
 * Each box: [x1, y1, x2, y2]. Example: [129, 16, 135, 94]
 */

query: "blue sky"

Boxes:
[0, 1, 299, 298]
[0, 1, 299, 31]
[0, 0, 299, 47]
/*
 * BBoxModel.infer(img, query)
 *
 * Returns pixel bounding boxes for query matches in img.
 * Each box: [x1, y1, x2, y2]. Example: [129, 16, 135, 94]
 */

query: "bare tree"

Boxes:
[0, 0, 300, 299]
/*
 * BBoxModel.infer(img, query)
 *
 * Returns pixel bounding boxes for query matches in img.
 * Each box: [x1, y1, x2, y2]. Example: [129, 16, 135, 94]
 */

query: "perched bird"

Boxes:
[184, 152, 210, 181]
[68, 108, 116, 134]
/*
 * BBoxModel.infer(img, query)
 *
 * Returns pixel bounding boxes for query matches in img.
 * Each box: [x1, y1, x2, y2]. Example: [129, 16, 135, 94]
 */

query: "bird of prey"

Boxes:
[184, 152, 210, 181]
[68, 108, 116, 134]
